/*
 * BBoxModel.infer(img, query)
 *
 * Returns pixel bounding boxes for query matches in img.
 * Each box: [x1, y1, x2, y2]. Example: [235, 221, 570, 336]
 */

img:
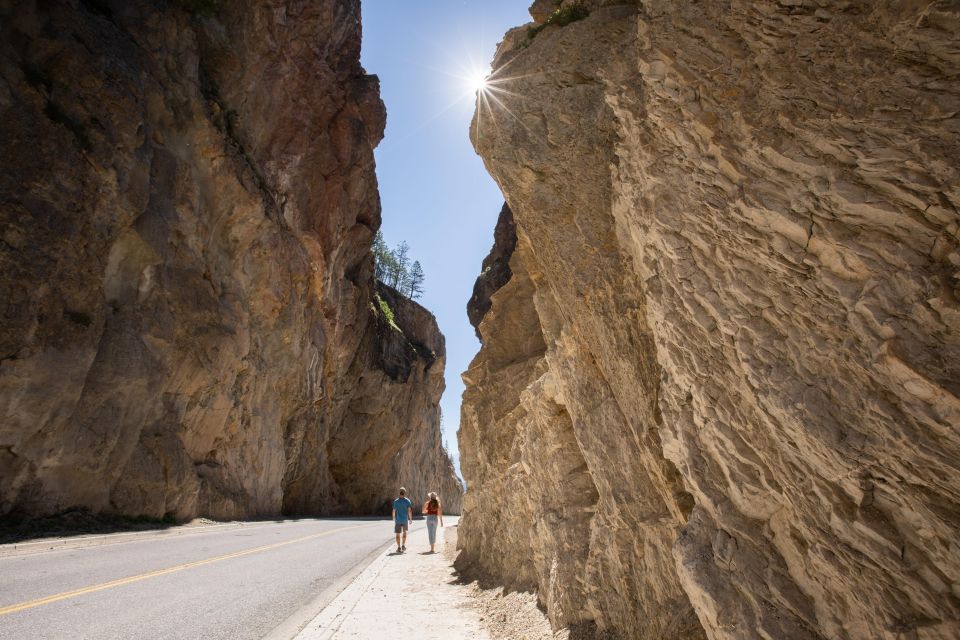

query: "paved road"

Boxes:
[0, 518, 423, 639]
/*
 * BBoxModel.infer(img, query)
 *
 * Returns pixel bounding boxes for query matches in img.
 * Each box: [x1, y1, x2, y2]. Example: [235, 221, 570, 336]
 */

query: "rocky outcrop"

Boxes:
[0, 0, 461, 521]
[312, 282, 463, 516]
[459, 1, 960, 639]
[467, 204, 517, 337]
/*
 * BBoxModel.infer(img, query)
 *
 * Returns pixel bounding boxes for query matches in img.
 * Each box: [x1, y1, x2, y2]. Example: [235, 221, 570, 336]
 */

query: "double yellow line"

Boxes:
[0, 523, 376, 617]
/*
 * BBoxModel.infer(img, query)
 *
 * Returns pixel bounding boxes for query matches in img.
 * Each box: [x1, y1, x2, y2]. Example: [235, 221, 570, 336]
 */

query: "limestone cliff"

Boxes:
[459, 1, 960, 639]
[0, 0, 461, 521]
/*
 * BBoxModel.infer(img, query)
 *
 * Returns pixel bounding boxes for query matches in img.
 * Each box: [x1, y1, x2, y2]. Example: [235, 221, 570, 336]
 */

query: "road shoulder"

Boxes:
[296, 518, 490, 640]
[296, 519, 566, 640]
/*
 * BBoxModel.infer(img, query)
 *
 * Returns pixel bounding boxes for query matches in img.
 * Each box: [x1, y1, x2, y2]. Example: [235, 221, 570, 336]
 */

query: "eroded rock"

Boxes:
[459, 1, 960, 638]
[0, 0, 460, 521]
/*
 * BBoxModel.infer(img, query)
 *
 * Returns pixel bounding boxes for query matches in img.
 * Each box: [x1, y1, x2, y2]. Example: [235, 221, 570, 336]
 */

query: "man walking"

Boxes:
[392, 487, 413, 552]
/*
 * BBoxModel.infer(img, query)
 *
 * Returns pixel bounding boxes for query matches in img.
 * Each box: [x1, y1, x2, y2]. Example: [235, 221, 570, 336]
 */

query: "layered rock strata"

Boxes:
[459, 1, 960, 639]
[0, 0, 460, 520]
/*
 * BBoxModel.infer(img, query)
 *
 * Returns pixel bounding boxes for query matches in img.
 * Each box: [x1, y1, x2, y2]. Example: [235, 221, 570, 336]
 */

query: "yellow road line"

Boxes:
[0, 523, 378, 617]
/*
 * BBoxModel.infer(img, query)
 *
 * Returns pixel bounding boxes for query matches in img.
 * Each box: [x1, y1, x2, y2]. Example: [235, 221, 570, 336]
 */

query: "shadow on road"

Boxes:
[0, 510, 399, 545]
[0, 508, 177, 544]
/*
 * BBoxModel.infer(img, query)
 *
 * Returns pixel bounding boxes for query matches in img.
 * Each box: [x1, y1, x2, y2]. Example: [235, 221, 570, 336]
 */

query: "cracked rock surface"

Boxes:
[458, 1, 960, 639]
[0, 0, 460, 520]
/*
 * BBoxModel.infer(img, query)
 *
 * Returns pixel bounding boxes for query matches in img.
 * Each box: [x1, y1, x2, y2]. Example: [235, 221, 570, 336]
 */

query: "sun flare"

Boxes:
[452, 56, 534, 145]
[470, 70, 490, 93]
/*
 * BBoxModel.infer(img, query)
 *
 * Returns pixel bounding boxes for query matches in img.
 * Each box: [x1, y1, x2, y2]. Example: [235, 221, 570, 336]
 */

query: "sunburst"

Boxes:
[469, 69, 490, 93]
[467, 57, 536, 146]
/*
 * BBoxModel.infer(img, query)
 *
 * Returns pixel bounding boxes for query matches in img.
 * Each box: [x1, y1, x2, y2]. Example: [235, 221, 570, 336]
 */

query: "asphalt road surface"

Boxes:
[0, 518, 422, 639]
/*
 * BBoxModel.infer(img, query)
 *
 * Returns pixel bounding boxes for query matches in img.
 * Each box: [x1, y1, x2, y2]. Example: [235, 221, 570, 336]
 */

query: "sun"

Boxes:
[470, 70, 490, 93]
[445, 57, 529, 144]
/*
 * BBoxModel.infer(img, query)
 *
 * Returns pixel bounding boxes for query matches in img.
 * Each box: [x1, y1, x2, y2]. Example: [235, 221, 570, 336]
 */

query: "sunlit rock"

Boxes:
[459, 1, 960, 638]
[0, 0, 460, 521]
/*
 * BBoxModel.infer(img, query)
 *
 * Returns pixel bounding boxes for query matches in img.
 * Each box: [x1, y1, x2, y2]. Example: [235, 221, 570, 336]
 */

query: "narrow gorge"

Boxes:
[0, 0, 461, 521]
[2, 0, 959, 637]
[458, 1, 960, 639]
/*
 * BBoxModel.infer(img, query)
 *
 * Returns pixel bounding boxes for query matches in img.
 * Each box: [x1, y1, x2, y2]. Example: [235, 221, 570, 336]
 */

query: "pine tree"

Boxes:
[408, 261, 425, 299]
[391, 241, 410, 289]
[371, 234, 425, 300]
[372, 231, 391, 282]
[398, 269, 411, 297]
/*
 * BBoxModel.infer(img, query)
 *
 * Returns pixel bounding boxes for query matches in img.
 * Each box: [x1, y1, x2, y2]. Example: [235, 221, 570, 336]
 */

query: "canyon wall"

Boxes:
[0, 0, 460, 520]
[312, 282, 463, 517]
[459, 1, 959, 639]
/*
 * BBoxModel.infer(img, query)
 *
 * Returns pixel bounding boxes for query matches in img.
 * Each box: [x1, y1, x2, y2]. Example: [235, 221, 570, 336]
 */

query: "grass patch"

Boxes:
[527, 3, 590, 41]
[375, 294, 402, 333]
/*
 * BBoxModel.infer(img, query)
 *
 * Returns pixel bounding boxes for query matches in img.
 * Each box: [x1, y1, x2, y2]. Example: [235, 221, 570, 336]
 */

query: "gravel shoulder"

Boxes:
[443, 526, 569, 640]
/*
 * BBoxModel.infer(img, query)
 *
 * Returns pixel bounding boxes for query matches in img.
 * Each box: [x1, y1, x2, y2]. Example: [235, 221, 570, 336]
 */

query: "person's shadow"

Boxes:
[386, 550, 403, 556]
[418, 551, 435, 555]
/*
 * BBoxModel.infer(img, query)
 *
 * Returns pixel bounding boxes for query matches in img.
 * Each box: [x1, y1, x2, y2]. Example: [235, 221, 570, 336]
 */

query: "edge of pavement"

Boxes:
[0, 521, 255, 558]
[0, 516, 390, 559]
[292, 517, 492, 640]
[262, 529, 411, 640]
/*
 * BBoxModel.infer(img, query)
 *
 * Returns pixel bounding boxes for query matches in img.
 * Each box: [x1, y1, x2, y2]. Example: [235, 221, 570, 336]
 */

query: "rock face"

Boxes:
[467, 203, 517, 338]
[314, 282, 463, 517]
[0, 0, 460, 521]
[459, 1, 960, 639]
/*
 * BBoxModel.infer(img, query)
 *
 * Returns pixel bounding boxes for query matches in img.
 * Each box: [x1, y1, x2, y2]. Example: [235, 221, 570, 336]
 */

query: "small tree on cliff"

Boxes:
[407, 261, 424, 300]
[373, 235, 425, 300]
[373, 231, 395, 282]
[389, 241, 411, 290]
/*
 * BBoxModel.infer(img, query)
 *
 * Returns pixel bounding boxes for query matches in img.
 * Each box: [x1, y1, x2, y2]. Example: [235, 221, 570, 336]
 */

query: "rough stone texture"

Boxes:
[317, 282, 463, 517]
[467, 203, 517, 338]
[528, 0, 562, 24]
[0, 0, 460, 521]
[459, 1, 960, 639]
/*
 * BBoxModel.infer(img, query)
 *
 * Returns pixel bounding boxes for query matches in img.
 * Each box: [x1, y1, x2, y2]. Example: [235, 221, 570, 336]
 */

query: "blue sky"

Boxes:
[361, 1, 530, 475]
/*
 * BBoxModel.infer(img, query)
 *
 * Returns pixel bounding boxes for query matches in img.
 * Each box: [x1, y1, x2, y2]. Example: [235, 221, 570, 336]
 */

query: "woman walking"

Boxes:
[422, 492, 443, 553]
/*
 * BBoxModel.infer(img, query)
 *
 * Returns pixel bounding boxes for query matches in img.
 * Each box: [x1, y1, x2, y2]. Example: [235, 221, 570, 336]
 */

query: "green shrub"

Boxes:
[527, 3, 590, 41]
[553, 3, 590, 26]
[375, 294, 402, 333]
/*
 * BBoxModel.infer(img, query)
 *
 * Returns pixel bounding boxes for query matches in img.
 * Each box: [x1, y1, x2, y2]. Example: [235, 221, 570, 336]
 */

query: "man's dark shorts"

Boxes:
[394, 521, 408, 534]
